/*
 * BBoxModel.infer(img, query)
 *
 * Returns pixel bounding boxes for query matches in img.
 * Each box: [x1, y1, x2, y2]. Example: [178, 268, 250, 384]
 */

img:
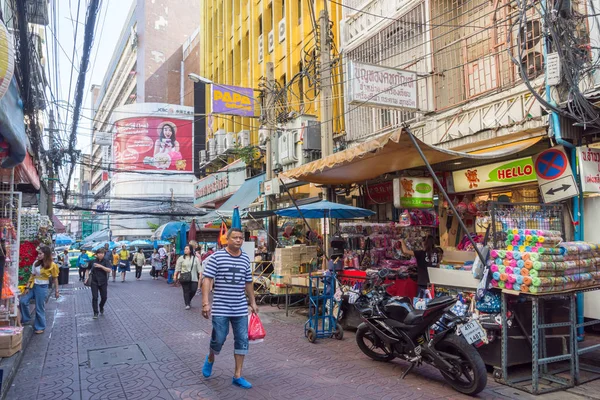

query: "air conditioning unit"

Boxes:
[258, 34, 264, 64]
[225, 132, 237, 150]
[268, 30, 275, 53]
[208, 138, 216, 159]
[238, 130, 250, 147]
[278, 19, 286, 43]
[214, 129, 226, 155]
[284, 115, 321, 151]
[200, 150, 207, 164]
[279, 131, 298, 166]
[258, 127, 269, 146]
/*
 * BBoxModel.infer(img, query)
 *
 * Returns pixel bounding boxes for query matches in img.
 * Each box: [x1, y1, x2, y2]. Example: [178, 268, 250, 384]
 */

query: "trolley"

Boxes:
[304, 271, 344, 343]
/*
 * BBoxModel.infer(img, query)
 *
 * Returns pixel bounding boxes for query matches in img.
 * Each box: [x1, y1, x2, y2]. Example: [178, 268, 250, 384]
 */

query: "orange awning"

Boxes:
[279, 129, 542, 185]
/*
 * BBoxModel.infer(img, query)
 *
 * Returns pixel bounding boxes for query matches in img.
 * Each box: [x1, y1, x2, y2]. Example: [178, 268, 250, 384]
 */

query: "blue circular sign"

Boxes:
[535, 149, 567, 180]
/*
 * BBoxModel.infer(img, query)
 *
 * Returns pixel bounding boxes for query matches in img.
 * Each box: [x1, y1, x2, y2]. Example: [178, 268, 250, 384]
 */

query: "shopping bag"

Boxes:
[248, 312, 266, 342]
[218, 222, 228, 246]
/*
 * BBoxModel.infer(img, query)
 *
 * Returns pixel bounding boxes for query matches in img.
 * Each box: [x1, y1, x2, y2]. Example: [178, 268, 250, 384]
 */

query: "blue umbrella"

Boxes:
[115, 240, 130, 248]
[151, 221, 189, 240]
[130, 239, 152, 247]
[92, 241, 117, 251]
[231, 207, 242, 229]
[55, 234, 74, 246]
[274, 200, 375, 219]
[153, 240, 171, 249]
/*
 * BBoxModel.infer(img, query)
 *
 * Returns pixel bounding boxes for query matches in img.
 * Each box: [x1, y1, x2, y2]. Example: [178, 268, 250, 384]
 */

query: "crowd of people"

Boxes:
[20, 235, 258, 389]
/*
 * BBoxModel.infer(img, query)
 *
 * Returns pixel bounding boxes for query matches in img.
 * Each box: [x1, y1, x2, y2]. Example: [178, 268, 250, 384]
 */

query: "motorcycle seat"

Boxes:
[427, 296, 455, 308]
[404, 310, 425, 325]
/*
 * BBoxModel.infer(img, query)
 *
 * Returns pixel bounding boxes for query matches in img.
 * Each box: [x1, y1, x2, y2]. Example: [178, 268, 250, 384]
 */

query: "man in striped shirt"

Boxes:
[201, 228, 258, 389]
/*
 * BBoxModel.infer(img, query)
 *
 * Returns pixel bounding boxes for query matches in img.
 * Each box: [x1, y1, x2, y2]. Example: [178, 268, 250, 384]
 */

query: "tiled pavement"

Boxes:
[6, 268, 600, 400]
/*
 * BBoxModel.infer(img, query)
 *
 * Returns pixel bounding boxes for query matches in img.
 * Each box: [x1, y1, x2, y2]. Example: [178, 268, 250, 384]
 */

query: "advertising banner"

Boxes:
[393, 177, 434, 209]
[347, 61, 417, 110]
[452, 157, 537, 192]
[211, 84, 256, 117]
[112, 104, 194, 172]
[577, 146, 600, 194]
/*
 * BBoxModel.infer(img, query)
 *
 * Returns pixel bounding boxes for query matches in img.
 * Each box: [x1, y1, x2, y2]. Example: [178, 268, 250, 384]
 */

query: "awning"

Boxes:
[198, 173, 265, 223]
[0, 151, 41, 190]
[0, 78, 28, 168]
[280, 129, 543, 185]
[52, 215, 66, 233]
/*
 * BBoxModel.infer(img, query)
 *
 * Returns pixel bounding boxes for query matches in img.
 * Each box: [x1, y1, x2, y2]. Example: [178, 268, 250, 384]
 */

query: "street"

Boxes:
[5, 268, 600, 400]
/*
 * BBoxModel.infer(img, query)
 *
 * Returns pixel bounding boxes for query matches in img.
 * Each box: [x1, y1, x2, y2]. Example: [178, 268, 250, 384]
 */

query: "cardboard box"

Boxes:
[291, 276, 309, 287]
[428, 268, 479, 289]
[0, 330, 23, 358]
[442, 250, 477, 264]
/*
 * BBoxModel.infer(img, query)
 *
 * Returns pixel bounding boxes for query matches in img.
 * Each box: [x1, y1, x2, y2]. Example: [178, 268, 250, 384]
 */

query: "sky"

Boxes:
[47, 0, 135, 156]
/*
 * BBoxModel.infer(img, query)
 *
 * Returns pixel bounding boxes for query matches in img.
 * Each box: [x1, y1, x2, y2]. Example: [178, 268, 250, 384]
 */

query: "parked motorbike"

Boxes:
[353, 269, 487, 396]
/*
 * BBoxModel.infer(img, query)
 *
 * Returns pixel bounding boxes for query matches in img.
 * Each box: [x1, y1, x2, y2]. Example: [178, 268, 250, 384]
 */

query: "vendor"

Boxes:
[399, 235, 443, 292]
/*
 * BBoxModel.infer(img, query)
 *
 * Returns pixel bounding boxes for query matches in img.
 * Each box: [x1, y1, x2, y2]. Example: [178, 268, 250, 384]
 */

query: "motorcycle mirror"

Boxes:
[378, 268, 390, 279]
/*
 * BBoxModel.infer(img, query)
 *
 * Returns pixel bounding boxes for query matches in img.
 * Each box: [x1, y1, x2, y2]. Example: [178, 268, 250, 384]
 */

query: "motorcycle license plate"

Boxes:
[459, 320, 486, 345]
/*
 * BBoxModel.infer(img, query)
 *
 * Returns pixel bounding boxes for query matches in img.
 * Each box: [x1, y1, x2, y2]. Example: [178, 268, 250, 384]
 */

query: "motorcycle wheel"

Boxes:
[436, 334, 487, 396]
[334, 323, 344, 340]
[355, 323, 395, 362]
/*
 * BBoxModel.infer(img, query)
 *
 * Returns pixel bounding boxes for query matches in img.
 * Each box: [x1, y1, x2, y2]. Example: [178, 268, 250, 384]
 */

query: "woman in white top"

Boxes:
[174, 245, 200, 310]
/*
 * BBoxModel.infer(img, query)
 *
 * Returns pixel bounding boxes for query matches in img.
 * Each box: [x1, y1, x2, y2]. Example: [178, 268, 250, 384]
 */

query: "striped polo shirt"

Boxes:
[203, 249, 252, 317]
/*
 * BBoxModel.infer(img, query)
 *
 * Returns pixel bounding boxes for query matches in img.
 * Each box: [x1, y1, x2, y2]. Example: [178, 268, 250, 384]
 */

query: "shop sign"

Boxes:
[533, 146, 579, 203]
[393, 177, 434, 209]
[347, 61, 417, 111]
[211, 84, 256, 117]
[194, 161, 247, 207]
[452, 157, 537, 192]
[0, 20, 15, 102]
[365, 181, 393, 205]
[578, 146, 600, 193]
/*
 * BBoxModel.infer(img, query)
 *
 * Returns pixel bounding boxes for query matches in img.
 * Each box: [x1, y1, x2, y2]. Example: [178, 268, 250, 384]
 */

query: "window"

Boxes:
[297, 0, 302, 24]
[259, 14, 263, 35]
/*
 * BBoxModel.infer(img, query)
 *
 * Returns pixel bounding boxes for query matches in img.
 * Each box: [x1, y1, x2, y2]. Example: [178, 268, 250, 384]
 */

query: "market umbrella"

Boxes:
[115, 240, 130, 248]
[231, 207, 242, 229]
[154, 240, 170, 246]
[178, 227, 188, 254]
[129, 239, 152, 247]
[92, 241, 117, 251]
[274, 200, 375, 219]
[188, 219, 197, 243]
[55, 234, 74, 246]
[151, 221, 189, 240]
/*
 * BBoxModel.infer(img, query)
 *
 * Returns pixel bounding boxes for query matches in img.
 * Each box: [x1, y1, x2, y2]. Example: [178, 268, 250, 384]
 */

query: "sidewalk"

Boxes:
[5, 268, 600, 400]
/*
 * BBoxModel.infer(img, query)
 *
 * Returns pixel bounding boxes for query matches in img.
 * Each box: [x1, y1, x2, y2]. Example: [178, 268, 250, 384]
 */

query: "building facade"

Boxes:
[90, 0, 200, 238]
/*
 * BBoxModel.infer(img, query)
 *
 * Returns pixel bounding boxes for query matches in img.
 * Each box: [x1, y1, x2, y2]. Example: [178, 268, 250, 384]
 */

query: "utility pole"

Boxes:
[265, 62, 278, 253]
[319, 9, 333, 158]
[48, 110, 56, 219]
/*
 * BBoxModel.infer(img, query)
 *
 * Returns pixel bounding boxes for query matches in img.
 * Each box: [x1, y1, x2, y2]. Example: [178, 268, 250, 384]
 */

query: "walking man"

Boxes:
[133, 248, 146, 280]
[86, 248, 112, 319]
[118, 244, 130, 282]
[77, 249, 89, 282]
[201, 228, 258, 389]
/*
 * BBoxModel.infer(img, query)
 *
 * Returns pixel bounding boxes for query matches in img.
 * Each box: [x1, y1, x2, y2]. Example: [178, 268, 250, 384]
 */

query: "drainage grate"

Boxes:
[88, 344, 148, 368]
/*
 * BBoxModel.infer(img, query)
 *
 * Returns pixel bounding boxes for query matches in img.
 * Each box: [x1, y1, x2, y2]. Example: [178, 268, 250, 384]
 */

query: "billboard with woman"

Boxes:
[112, 103, 194, 172]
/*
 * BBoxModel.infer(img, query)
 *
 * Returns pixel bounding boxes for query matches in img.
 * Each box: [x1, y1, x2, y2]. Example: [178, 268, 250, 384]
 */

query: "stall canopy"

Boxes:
[150, 221, 189, 241]
[83, 229, 111, 243]
[280, 128, 543, 185]
[198, 173, 265, 223]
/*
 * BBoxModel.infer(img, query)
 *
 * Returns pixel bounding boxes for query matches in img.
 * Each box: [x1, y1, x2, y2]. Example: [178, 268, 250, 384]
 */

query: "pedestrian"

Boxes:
[133, 248, 146, 280]
[201, 228, 258, 389]
[167, 247, 176, 284]
[86, 248, 113, 319]
[111, 248, 119, 282]
[201, 247, 214, 262]
[151, 249, 161, 280]
[175, 244, 200, 309]
[61, 249, 70, 267]
[77, 249, 89, 282]
[20, 246, 60, 334]
[118, 244, 131, 282]
[400, 235, 443, 295]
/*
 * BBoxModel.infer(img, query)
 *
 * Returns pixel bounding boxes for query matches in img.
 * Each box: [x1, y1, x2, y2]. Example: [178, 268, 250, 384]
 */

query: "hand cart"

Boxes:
[304, 271, 344, 343]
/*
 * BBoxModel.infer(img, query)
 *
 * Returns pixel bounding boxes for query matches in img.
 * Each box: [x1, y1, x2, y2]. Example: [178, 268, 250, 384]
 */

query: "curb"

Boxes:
[0, 325, 33, 400]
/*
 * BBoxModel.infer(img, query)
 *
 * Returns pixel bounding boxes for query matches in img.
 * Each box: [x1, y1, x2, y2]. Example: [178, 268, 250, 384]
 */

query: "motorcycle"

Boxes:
[353, 269, 488, 396]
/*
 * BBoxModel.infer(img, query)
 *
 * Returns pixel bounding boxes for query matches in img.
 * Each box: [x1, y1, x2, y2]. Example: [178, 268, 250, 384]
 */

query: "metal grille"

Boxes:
[489, 202, 565, 249]
[0, 189, 22, 319]
[345, 2, 427, 142]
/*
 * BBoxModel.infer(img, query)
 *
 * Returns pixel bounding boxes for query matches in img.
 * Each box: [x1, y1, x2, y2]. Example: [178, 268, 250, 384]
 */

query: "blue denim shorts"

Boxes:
[210, 315, 249, 356]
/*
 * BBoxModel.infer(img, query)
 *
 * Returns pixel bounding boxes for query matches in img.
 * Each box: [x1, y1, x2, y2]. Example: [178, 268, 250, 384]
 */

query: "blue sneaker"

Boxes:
[232, 376, 252, 389]
[202, 356, 213, 378]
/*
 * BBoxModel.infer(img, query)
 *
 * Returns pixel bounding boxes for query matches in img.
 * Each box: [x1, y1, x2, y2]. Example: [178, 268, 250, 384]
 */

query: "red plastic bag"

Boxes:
[248, 313, 266, 341]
